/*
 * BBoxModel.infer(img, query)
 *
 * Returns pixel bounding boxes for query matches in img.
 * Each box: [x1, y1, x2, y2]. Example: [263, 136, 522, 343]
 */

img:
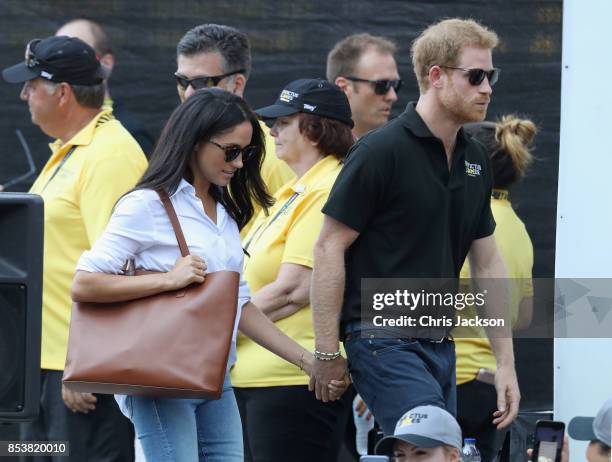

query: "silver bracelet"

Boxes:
[314, 349, 341, 361]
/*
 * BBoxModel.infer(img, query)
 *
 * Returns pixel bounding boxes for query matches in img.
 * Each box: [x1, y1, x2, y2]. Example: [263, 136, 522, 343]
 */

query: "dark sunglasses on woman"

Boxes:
[207, 140, 257, 163]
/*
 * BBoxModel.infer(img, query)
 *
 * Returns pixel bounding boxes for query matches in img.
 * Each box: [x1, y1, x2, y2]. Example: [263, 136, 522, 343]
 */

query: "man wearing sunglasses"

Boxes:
[175, 24, 294, 236]
[311, 17, 520, 442]
[1, 36, 147, 461]
[327, 33, 400, 138]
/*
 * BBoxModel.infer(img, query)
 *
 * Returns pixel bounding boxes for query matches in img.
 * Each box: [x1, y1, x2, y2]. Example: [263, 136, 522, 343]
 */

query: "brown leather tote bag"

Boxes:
[63, 190, 239, 399]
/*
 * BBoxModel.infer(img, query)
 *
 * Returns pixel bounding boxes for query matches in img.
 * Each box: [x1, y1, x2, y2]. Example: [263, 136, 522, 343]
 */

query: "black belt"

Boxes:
[342, 321, 453, 344]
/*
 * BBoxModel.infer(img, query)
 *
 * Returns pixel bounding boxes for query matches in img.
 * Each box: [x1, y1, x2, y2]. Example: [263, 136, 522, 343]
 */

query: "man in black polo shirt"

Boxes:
[309, 18, 520, 436]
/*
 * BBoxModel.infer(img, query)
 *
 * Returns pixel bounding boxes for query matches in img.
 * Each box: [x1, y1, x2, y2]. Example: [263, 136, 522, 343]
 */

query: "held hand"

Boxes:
[301, 353, 349, 401]
[492, 363, 521, 429]
[308, 356, 347, 403]
[328, 372, 351, 401]
[61, 384, 97, 414]
[166, 255, 207, 290]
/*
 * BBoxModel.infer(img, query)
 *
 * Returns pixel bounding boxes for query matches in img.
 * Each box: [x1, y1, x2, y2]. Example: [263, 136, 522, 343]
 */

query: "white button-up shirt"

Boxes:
[77, 179, 250, 371]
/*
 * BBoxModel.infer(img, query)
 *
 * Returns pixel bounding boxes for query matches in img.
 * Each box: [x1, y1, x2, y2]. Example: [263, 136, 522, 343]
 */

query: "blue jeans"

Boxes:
[345, 331, 456, 436]
[124, 374, 242, 462]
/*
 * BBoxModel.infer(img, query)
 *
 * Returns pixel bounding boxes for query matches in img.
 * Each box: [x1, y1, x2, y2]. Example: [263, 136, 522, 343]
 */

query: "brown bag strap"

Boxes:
[157, 190, 190, 257]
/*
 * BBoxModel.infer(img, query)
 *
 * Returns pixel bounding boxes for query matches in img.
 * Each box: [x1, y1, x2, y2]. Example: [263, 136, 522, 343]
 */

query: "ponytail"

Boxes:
[495, 115, 537, 180]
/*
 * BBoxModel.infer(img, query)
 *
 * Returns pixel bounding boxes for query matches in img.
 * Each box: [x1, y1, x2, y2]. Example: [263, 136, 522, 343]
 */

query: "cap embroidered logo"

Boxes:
[280, 89, 299, 103]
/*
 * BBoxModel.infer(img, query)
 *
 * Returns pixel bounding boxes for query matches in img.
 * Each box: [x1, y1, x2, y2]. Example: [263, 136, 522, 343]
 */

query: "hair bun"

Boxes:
[495, 115, 537, 179]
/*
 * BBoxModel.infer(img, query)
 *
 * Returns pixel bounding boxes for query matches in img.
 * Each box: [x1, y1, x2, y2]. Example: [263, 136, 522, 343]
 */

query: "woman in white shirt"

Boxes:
[71, 88, 344, 462]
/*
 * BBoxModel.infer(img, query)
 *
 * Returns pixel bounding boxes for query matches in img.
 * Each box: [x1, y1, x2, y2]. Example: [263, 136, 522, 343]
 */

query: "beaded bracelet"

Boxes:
[314, 349, 341, 361]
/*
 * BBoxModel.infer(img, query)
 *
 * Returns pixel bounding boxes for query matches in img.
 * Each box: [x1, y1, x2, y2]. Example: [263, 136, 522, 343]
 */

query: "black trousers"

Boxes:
[19, 370, 134, 462]
[457, 379, 499, 462]
[235, 385, 349, 462]
[336, 385, 359, 460]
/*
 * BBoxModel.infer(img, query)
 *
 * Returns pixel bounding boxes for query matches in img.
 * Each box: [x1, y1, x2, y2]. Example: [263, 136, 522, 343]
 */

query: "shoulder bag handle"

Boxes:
[157, 190, 190, 257]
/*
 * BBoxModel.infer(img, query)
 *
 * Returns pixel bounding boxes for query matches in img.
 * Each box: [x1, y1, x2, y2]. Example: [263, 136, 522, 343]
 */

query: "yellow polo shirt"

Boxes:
[30, 109, 148, 371]
[454, 193, 534, 385]
[240, 121, 294, 237]
[232, 155, 342, 387]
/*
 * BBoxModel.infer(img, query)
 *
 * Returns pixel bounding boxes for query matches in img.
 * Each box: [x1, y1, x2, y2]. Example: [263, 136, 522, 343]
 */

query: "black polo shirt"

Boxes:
[322, 103, 496, 327]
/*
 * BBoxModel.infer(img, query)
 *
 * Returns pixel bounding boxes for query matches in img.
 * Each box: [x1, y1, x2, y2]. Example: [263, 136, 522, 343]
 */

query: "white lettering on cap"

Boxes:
[40, 71, 54, 80]
[303, 104, 316, 111]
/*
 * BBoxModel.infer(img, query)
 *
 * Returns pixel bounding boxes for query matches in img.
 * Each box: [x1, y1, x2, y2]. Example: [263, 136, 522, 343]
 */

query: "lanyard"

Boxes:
[244, 191, 301, 253]
[39, 146, 77, 194]
[37, 112, 114, 194]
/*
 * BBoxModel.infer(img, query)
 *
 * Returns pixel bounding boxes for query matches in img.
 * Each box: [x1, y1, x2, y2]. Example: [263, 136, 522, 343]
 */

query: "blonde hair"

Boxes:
[465, 115, 537, 188]
[495, 115, 537, 179]
[411, 18, 499, 93]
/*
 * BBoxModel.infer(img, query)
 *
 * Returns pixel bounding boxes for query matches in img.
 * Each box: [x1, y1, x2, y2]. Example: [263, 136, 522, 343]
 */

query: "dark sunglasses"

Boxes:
[175, 69, 246, 90]
[207, 140, 257, 163]
[440, 66, 500, 86]
[345, 76, 402, 95]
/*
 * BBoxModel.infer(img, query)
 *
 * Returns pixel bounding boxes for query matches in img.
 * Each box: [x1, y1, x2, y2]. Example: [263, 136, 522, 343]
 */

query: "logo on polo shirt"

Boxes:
[280, 89, 299, 103]
[465, 160, 482, 177]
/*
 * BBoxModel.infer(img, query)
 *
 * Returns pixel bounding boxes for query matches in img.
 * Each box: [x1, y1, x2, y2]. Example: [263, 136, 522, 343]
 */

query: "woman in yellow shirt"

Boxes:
[455, 115, 537, 462]
[231, 78, 354, 462]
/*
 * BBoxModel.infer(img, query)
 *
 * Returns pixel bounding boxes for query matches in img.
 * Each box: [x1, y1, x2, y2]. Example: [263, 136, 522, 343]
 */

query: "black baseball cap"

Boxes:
[255, 78, 354, 128]
[2, 36, 103, 86]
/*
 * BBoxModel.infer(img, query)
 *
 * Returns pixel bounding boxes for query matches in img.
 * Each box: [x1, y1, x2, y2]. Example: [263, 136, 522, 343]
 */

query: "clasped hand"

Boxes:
[306, 355, 350, 402]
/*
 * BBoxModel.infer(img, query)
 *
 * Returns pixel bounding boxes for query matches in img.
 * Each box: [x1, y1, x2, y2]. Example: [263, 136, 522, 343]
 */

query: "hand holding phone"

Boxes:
[531, 420, 565, 462]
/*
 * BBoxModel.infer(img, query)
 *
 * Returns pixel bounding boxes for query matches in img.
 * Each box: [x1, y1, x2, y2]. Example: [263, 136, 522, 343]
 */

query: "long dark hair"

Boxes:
[132, 88, 273, 229]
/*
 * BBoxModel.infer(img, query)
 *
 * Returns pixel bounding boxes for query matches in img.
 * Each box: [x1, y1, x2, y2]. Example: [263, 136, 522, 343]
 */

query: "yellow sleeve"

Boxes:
[281, 189, 328, 268]
[79, 151, 146, 244]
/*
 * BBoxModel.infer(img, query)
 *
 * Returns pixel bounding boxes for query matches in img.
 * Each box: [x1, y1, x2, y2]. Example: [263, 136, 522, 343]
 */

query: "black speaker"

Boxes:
[0, 193, 43, 422]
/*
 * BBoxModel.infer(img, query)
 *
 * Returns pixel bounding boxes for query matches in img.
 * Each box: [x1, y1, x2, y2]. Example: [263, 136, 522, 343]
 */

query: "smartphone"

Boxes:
[360, 457, 389, 462]
[531, 420, 565, 462]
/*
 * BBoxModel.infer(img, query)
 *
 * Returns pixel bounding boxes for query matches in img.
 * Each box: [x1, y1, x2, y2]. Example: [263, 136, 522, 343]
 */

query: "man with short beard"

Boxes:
[310, 18, 520, 437]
